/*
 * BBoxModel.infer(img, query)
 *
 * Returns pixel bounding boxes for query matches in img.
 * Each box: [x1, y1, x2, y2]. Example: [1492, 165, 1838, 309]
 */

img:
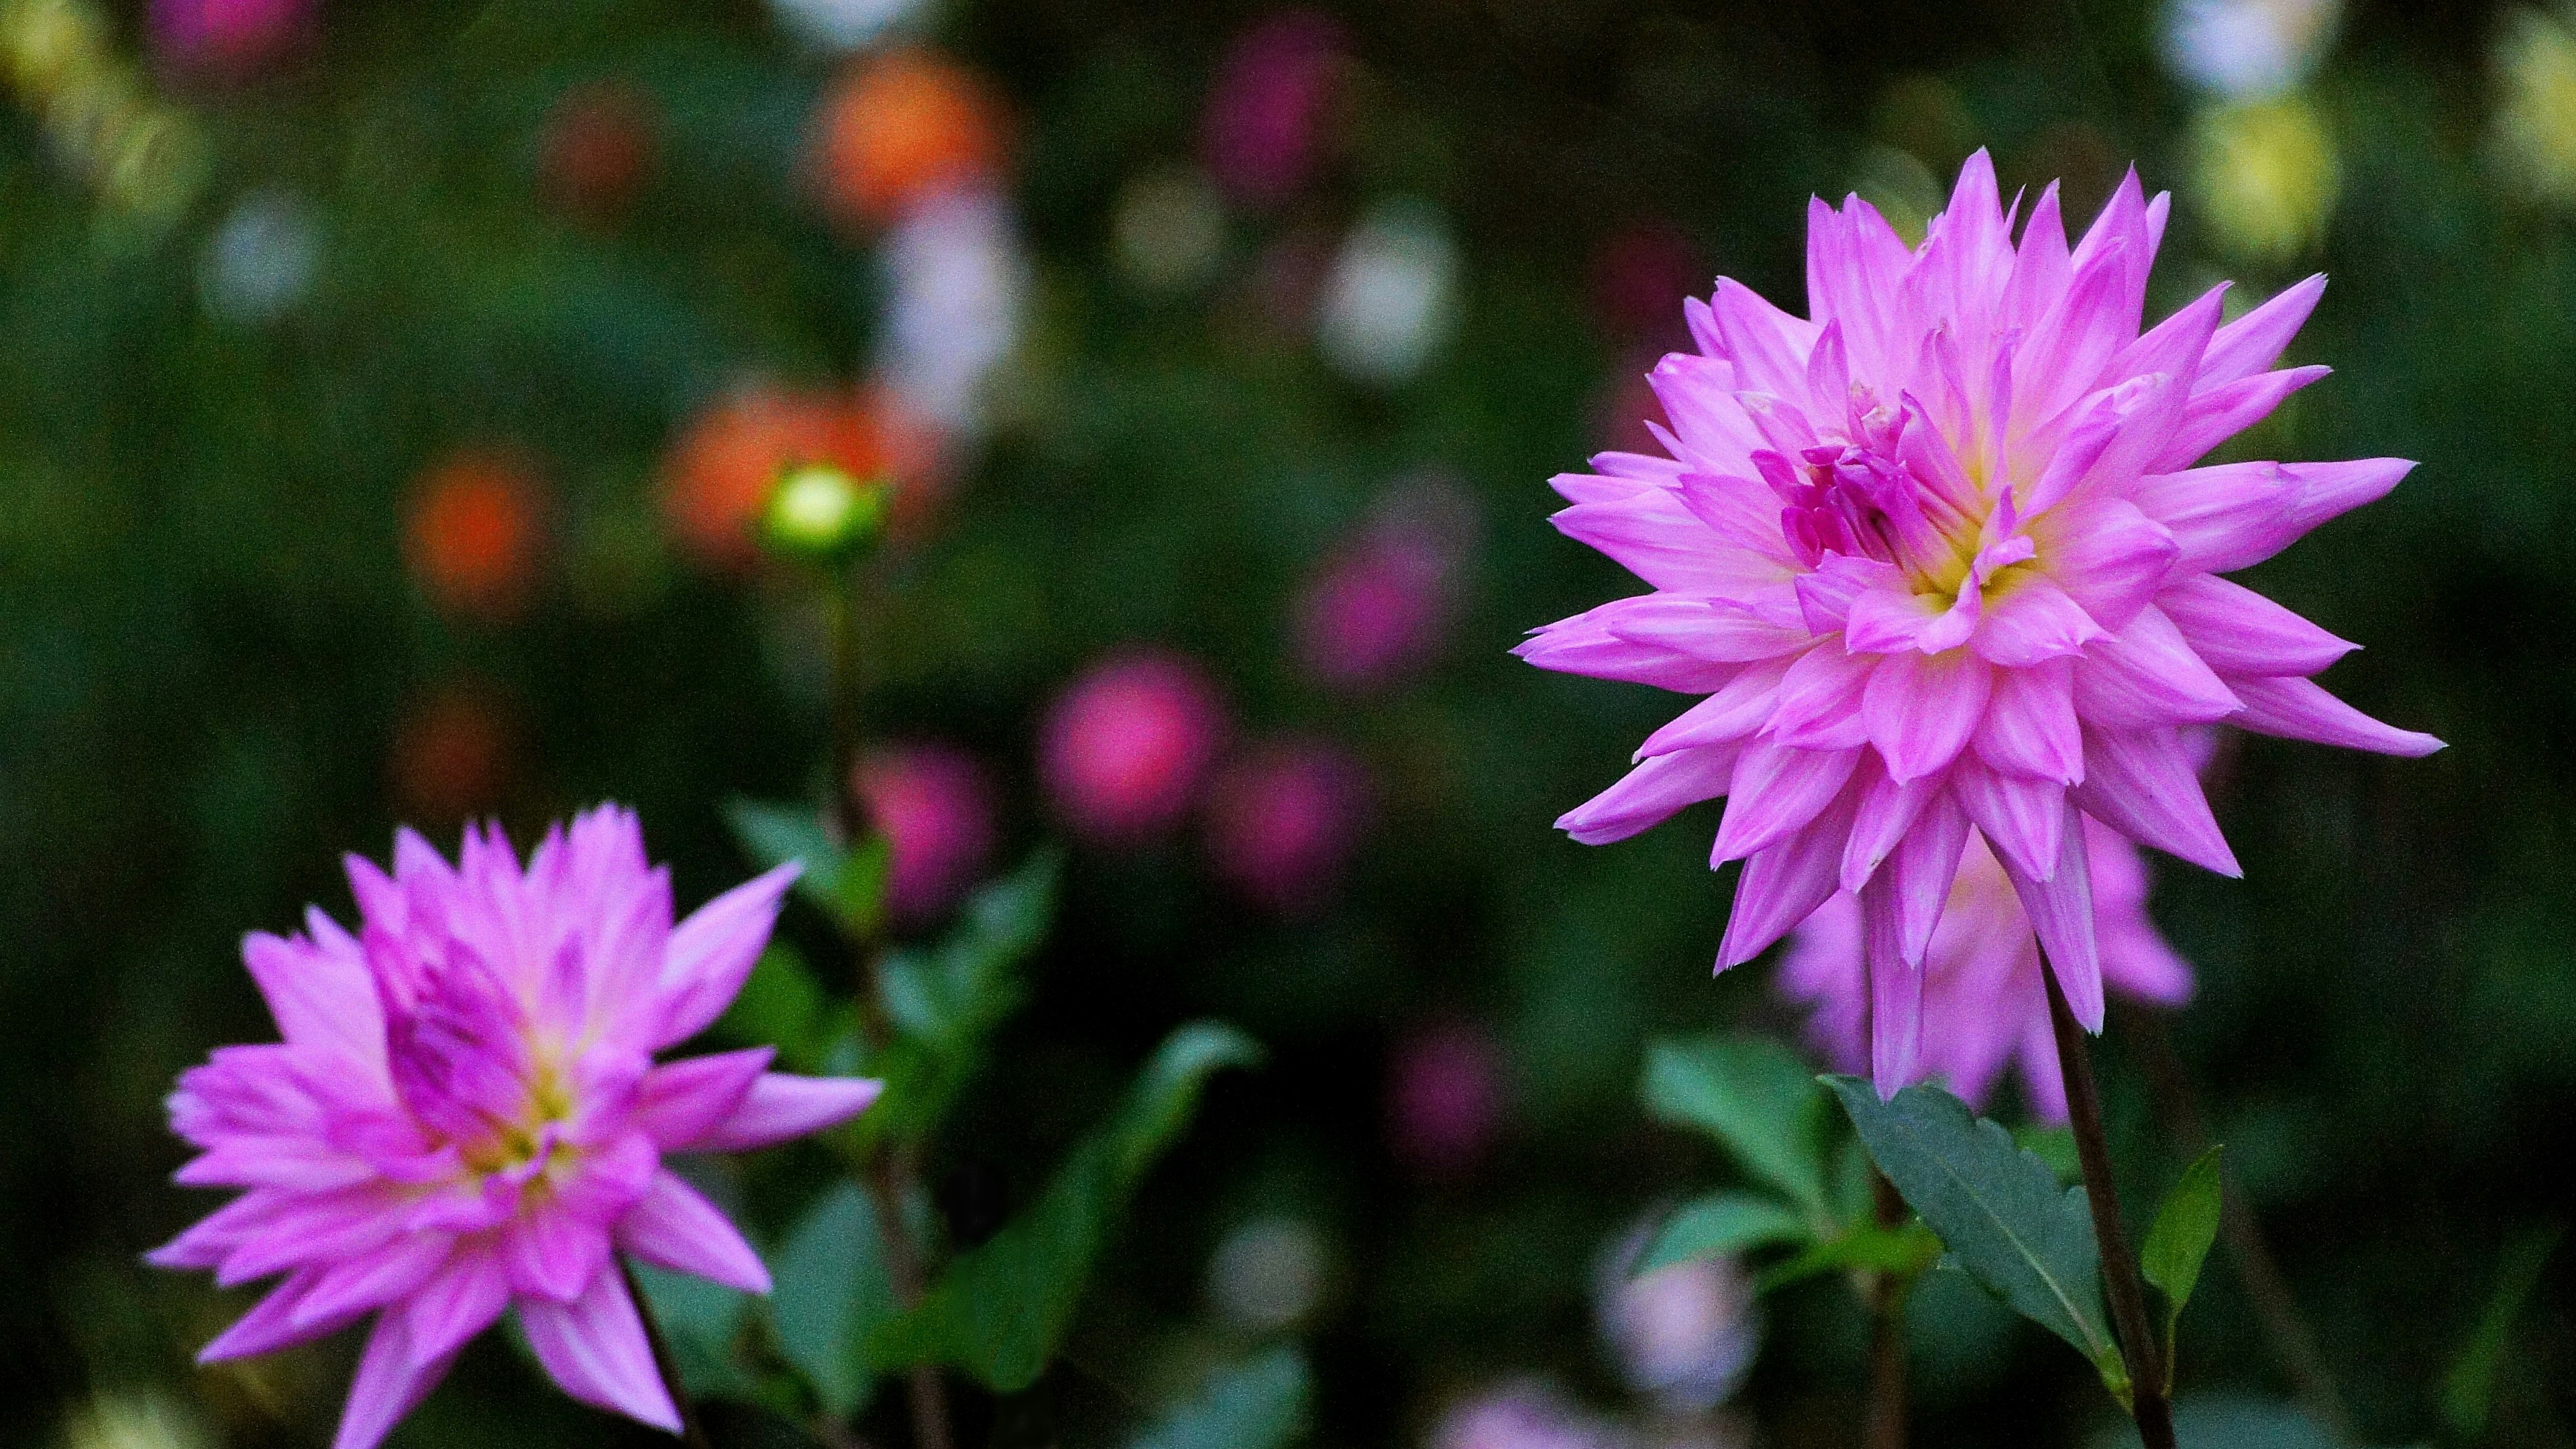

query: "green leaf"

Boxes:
[2015, 1125, 2082, 1184]
[716, 945, 828, 1073]
[2441, 1222, 2563, 1440]
[1823, 1076, 2124, 1394]
[1642, 1035, 1832, 1219]
[767, 1181, 898, 1419]
[628, 1261, 752, 1401]
[1126, 1348, 1311, 1449]
[871, 1022, 1263, 1392]
[835, 833, 892, 940]
[1754, 1220, 1945, 1293]
[2140, 1144, 2225, 1385]
[1638, 1192, 1813, 1274]
[861, 853, 1061, 1146]
[723, 798, 894, 938]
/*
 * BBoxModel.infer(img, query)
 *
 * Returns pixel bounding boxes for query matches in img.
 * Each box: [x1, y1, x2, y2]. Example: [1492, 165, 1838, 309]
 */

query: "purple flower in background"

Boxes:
[1782, 816, 2192, 1120]
[1295, 480, 1477, 692]
[1596, 1230, 1761, 1414]
[152, 0, 311, 75]
[1041, 650, 1228, 845]
[1519, 150, 2438, 1093]
[150, 808, 881, 1449]
[1387, 1018, 1504, 1176]
[855, 742, 997, 926]
[1431, 1383, 1621, 1449]
[1201, 10, 1345, 207]
[1204, 737, 1368, 914]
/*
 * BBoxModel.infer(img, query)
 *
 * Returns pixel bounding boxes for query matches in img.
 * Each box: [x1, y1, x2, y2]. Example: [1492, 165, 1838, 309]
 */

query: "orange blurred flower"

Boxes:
[660, 381, 943, 570]
[405, 449, 545, 617]
[809, 50, 1005, 229]
[538, 80, 657, 223]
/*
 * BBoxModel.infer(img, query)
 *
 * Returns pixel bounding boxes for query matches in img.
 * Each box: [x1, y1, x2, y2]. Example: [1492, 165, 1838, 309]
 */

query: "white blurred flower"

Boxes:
[2164, 0, 2341, 100]
[1595, 1228, 1760, 1415]
[768, 0, 925, 52]
[1316, 198, 1457, 386]
[879, 187, 1029, 433]
[61, 1391, 211, 1449]
[1207, 1215, 1329, 1332]
[1431, 1383, 1625, 1449]
[199, 188, 318, 324]
[1112, 166, 1228, 296]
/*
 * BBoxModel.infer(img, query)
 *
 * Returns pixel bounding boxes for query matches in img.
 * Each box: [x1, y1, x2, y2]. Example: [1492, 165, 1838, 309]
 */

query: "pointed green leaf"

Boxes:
[716, 945, 828, 1073]
[1643, 1035, 1831, 1218]
[768, 1181, 898, 1418]
[1754, 1220, 1945, 1293]
[2441, 1223, 2563, 1440]
[1823, 1077, 2123, 1391]
[2141, 1144, 2225, 1379]
[1127, 1348, 1311, 1449]
[870, 1022, 1262, 1391]
[862, 853, 1061, 1145]
[629, 1262, 753, 1400]
[723, 798, 857, 928]
[1639, 1192, 1813, 1274]
[2014, 1125, 2081, 1184]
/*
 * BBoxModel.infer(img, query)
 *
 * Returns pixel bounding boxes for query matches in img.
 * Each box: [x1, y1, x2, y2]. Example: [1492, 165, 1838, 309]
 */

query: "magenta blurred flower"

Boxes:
[1204, 737, 1368, 914]
[152, 0, 311, 74]
[1295, 482, 1477, 692]
[1519, 150, 2438, 1094]
[855, 742, 997, 926]
[1201, 10, 1345, 207]
[1041, 650, 1228, 845]
[1387, 1018, 1503, 1175]
[1782, 818, 2192, 1120]
[150, 808, 881, 1449]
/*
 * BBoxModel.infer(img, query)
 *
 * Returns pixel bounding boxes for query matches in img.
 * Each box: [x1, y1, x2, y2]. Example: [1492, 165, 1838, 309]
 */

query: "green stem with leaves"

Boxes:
[2043, 957, 2176, 1449]
[1866, 1171, 1910, 1449]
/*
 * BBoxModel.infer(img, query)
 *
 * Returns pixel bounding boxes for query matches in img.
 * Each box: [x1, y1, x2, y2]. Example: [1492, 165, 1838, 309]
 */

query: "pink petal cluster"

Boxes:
[1040, 649, 1228, 845]
[1781, 817, 2191, 1120]
[1519, 151, 2438, 1093]
[855, 741, 997, 926]
[151, 807, 881, 1449]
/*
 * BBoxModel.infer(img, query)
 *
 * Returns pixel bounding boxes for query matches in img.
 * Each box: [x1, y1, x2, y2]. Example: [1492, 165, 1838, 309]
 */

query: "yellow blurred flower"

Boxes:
[2493, 8, 2576, 205]
[2191, 94, 2340, 260]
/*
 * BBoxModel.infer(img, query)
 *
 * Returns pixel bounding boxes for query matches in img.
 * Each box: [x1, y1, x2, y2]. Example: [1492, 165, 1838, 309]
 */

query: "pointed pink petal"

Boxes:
[2129, 461, 2301, 572]
[2282, 456, 2416, 536]
[1845, 582, 1973, 655]
[1712, 741, 1861, 861]
[2159, 575, 2356, 676]
[1860, 876, 1924, 1097]
[243, 928, 382, 1068]
[1839, 767, 1935, 893]
[406, 1249, 510, 1365]
[1557, 746, 1741, 845]
[1864, 649, 1992, 783]
[1766, 645, 1876, 751]
[689, 1073, 886, 1153]
[616, 1171, 772, 1293]
[2113, 284, 2229, 385]
[1974, 576, 2105, 667]
[2038, 498, 2178, 635]
[1516, 601, 1742, 692]
[2004, 181, 2072, 332]
[1649, 354, 1767, 468]
[1605, 594, 1811, 663]
[631, 1049, 773, 1150]
[2071, 728, 2240, 877]
[2153, 366, 2332, 472]
[2224, 675, 2445, 757]
[290, 1232, 452, 1330]
[505, 1200, 610, 1302]
[1716, 780, 1861, 967]
[1974, 659, 2084, 784]
[1553, 494, 1789, 596]
[1886, 790, 1971, 961]
[1996, 803, 2102, 1030]
[2200, 274, 2324, 386]
[331, 1311, 459, 1449]
[519, 1269, 683, 1433]
[1795, 555, 1902, 635]
[654, 861, 798, 1049]
[1951, 759, 2068, 883]
[1636, 659, 1794, 758]
[2073, 605, 2243, 728]
[198, 1270, 350, 1362]
[1707, 277, 1818, 398]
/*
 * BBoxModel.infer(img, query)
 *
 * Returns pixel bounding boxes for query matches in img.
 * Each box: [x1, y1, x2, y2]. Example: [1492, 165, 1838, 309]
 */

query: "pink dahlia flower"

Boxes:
[150, 808, 881, 1449]
[1781, 817, 2192, 1120]
[1519, 151, 2438, 1092]
[1040, 650, 1228, 845]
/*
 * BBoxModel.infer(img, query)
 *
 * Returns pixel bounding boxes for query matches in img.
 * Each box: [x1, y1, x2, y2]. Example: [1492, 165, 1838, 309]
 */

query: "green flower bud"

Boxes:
[762, 463, 887, 561]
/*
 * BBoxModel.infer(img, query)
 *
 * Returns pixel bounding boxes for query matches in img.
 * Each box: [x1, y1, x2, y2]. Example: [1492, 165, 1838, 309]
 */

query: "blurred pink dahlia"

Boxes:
[1782, 817, 2192, 1120]
[1519, 151, 2438, 1091]
[151, 808, 881, 1449]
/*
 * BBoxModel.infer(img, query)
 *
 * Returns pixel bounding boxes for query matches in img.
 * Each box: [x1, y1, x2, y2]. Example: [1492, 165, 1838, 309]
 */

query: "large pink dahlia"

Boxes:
[1519, 151, 2438, 1092]
[151, 807, 881, 1449]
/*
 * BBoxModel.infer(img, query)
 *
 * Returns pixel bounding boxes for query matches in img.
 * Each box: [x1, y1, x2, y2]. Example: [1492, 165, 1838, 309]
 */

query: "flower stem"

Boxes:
[1866, 1171, 1910, 1449]
[622, 1256, 715, 1449]
[2041, 957, 2176, 1449]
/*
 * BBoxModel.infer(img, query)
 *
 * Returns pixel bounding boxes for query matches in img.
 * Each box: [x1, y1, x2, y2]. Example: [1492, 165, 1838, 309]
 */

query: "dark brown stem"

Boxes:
[2117, 1004, 2354, 1440]
[1866, 1172, 1910, 1449]
[2042, 958, 2175, 1449]
[622, 1256, 716, 1449]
